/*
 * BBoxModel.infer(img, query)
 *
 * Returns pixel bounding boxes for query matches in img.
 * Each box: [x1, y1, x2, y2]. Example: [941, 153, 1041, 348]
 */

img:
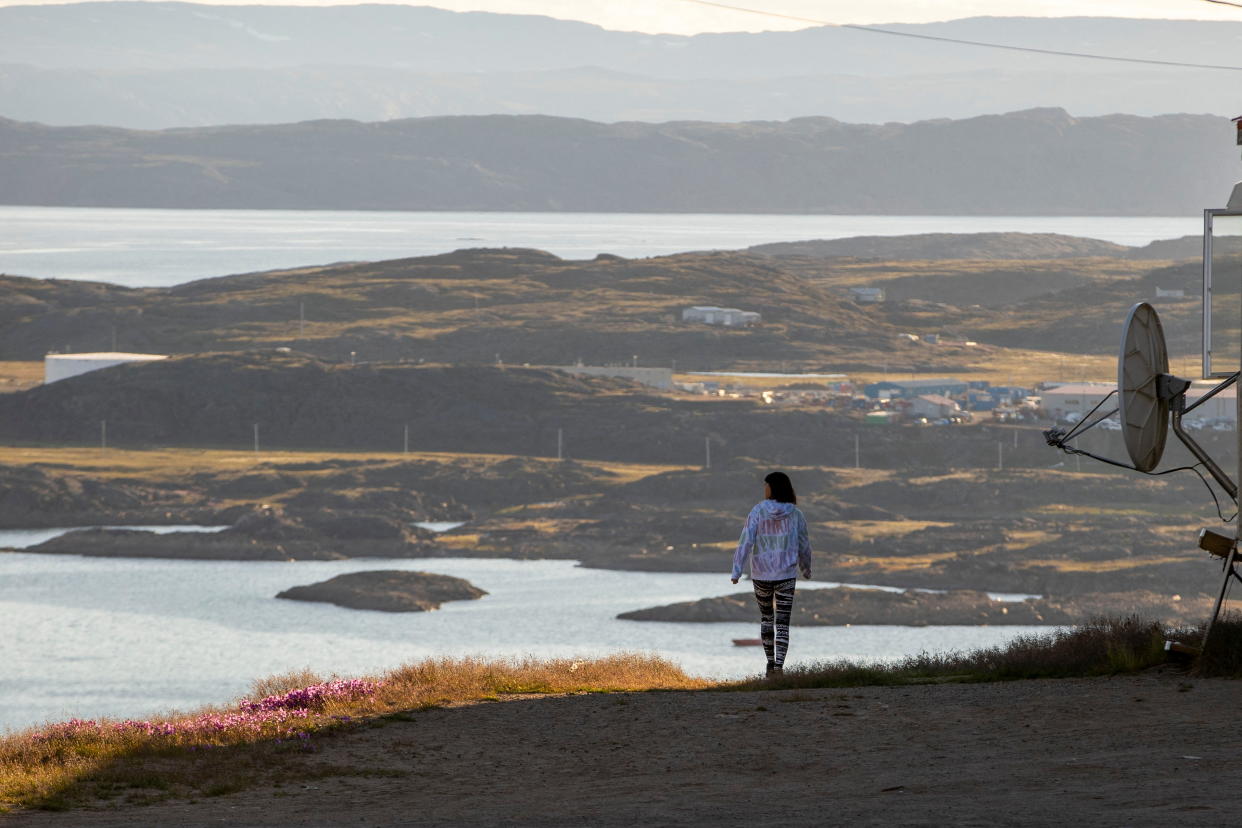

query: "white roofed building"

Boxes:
[44, 352, 168, 384]
[682, 306, 761, 327]
[909, 393, 961, 420]
[1040, 382, 1115, 420]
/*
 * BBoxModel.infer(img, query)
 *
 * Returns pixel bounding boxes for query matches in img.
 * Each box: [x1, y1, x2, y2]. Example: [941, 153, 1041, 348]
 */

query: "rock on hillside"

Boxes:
[276, 570, 487, 612]
[0, 464, 217, 528]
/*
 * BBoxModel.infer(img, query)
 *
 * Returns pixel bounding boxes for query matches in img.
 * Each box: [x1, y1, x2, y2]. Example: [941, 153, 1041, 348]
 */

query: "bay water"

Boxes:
[0, 206, 1202, 288]
[0, 552, 1050, 732]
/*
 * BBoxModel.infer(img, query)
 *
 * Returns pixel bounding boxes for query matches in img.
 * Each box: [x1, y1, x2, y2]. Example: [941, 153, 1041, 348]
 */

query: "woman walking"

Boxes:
[731, 471, 812, 676]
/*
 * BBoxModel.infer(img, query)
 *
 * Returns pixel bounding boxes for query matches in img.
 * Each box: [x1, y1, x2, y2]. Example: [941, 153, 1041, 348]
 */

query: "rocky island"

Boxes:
[617, 586, 1208, 627]
[276, 570, 488, 612]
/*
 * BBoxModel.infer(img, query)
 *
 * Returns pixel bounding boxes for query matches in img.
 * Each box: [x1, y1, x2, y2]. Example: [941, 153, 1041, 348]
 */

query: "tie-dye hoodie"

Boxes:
[732, 500, 812, 581]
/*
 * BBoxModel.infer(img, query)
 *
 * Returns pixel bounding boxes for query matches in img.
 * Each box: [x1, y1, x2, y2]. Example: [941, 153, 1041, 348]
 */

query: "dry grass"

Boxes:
[727, 616, 1169, 692]
[250, 669, 325, 699]
[0, 445, 689, 483]
[0, 361, 43, 393]
[824, 519, 954, 543]
[0, 654, 703, 812]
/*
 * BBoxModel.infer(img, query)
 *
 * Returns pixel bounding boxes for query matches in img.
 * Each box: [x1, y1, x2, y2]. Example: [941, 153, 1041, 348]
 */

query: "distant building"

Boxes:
[44, 352, 168, 384]
[910, 394, 962, 420]
[551, 365, 673, 390]
[849, 287, 885, 304]
[863, 378, 968, 400]
[1040, 382, 1115, 420]
[1187, 384, 1237, 424]
[682, 306, 761, 327]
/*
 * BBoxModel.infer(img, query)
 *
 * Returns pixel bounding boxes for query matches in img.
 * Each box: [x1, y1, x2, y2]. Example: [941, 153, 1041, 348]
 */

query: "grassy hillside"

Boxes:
[1, 242, 1207, 375]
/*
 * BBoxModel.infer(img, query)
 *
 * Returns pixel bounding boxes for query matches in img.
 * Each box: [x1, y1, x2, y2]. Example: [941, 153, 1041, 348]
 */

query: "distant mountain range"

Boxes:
[0, 108, 1237, 214]
[1, 3, 1240, 128]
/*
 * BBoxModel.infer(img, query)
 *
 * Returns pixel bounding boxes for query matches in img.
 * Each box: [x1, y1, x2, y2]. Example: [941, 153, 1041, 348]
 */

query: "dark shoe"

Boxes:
[765, 661, 776, 676]
[771, 665, 784, 676]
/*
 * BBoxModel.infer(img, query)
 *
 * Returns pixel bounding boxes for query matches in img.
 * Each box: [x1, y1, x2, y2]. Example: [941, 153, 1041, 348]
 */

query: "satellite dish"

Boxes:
[1118, 302, 1170, 472]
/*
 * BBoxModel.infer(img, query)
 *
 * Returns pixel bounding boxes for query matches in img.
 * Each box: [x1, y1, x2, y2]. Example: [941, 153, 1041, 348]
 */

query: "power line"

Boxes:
[1198, 0, 1242, 9]
[674, 0, 1242, 71]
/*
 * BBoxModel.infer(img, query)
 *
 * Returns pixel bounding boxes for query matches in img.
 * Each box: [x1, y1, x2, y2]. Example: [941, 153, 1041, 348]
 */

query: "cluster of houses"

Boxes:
[856, 378, 1036, 425]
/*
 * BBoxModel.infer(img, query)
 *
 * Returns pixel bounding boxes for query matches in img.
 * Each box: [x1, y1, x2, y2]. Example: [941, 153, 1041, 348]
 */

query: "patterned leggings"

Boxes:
[752, 577, 797, 668]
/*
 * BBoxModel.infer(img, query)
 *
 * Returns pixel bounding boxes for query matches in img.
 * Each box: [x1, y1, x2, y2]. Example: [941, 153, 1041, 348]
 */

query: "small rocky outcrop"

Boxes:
[25, 506, 437, 561]
[276, 570, 487, 612]
[617, 587, 1210, 627]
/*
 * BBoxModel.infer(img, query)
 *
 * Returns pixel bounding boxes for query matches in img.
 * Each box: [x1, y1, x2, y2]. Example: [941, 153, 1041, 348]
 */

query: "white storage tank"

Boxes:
[44, 352, 168, 384]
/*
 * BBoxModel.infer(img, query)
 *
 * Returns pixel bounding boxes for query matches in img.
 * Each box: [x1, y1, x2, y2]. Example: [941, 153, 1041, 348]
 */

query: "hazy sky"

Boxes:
[1, 0, 1238, 33]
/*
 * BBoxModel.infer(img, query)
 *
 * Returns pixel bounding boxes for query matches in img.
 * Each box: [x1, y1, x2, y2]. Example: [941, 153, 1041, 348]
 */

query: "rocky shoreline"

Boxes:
[276, 570, 487, 612]
[19, 507, 439, 561]
[617, 586, 1210, 627]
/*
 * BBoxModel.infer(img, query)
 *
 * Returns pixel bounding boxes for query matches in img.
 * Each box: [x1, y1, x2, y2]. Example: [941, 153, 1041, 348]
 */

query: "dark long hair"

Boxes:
[764, 471, 796, 504]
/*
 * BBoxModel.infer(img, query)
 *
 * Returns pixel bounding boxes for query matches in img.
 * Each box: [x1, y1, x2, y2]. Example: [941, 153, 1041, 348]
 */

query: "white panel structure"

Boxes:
[44, 352, 168, 384]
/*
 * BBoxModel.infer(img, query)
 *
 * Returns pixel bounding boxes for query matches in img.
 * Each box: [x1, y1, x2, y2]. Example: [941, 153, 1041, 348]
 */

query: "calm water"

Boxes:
[0, 206, 1202, 288]
[0, 553, 1050, 731]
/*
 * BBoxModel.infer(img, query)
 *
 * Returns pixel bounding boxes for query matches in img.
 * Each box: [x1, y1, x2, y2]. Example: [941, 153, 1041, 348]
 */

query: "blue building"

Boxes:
[863, 378, 969, 399]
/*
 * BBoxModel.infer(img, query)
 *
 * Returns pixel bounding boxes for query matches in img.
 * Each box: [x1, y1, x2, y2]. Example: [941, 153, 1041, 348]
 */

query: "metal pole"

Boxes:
[1204, 547, 1239, 651]
[404, 424, 409, 454]
[705, 437, 711, 469]
[854, 433, 860, 469]
[557, 428, 563, 461]
[997, 442, 1003, 471]
[253, 423, 259, 454]
[100, 420, 106, 451]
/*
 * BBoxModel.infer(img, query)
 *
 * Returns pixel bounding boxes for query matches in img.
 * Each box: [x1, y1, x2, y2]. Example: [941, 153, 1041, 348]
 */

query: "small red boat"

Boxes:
[732, 638, 763, 647]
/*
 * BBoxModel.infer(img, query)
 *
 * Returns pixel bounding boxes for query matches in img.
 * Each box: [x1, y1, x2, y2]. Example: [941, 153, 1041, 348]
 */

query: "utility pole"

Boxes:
[557, 428, 563, 461]
[253, 423, 259, 454]
[854, 433, 860, 469]
[705, 437, 711, 469]
[404, 424, 409, 454]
